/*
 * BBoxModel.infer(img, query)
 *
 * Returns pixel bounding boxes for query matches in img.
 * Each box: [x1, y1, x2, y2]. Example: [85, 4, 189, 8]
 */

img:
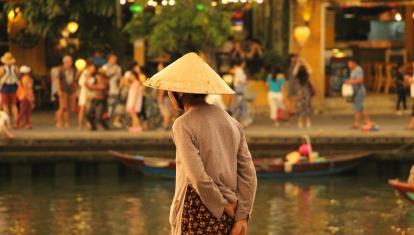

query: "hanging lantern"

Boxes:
[67, 21, 79, 34]
[75, 59, 87, 71]
[8, 10, 16, 21]
[294, 25, 311, 47]
[297, 0, 307, 6]
[61, 30, 70, 38]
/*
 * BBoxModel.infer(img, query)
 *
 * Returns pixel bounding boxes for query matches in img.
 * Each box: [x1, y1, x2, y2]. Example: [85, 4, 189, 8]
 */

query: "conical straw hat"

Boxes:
[144, 52, 235, 95]
[1, 52, 16, 65]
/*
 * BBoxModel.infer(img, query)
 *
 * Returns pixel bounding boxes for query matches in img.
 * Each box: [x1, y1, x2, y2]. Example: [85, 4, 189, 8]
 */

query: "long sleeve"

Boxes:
[234, 124, 257, 221]
[172, 120, 228, 219]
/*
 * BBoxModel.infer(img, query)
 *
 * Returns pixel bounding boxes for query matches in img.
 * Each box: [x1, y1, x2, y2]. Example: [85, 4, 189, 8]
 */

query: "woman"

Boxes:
[86, 72, 109, 131]
[266, 67, 286, 127]
[145, 53, 257, 235]
[77, 64, 96, 129]
[16, 66, 34, 129]
[344, 58, 372, 129]
[132, 63, 149, 130]
[126, 71, 143, 133]
[0, 52, 19, 126]
[293, 58, 313, 128]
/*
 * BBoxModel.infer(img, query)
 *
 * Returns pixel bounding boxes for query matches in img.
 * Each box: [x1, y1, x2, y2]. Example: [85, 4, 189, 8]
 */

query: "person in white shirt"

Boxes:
[100, 53, 122, 126]
[231, 60, 252, 127]
[77, 64, 96, 129]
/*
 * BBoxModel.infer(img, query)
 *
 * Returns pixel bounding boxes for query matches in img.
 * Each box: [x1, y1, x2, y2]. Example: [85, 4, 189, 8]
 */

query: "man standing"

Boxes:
[100, 53, 122, 126]
[56, 55, 77, 128]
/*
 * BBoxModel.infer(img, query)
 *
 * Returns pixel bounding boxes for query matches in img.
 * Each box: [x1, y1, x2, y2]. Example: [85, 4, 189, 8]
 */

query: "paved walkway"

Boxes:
[7, 111, 414, 139]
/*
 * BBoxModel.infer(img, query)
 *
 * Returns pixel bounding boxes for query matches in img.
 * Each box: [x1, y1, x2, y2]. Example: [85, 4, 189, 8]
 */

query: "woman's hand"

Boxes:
[231, 219, 248, 235]
[224, 203, 236, 219]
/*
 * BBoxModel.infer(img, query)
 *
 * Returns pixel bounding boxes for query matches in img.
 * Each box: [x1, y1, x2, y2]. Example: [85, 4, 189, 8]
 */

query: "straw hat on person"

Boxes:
[145, 52, 235, 95]
[1, 52, 16, 65]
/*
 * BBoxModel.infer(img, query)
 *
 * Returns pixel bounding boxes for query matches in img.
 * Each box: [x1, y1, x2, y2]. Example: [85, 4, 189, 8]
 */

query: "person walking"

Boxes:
[0, 52, 19, 126]
[16, 66, 34, 129]
[77, 63, 96, 129]
[292, 58, 314, 128]
[56, 55, 77, 128]
[86, 72, 109, 131]
[266, 67, 286, 127]
[344, 58, 372, 129]
[145, 52, 257, 235]
[132, 63, 149, 130]
[125, 71, 143, 133]
[100, 53, 122, 126]
[231, 60, 252, 127]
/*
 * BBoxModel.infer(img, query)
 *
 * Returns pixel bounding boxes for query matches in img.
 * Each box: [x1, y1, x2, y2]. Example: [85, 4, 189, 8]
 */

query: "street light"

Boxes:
[67, 21, 79, 34]
[395, 12, 402, 21]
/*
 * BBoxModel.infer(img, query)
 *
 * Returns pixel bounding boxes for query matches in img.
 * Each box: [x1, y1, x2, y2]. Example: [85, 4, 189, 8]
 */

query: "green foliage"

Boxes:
[5, 0, 123, 55]
[124, 0, 233, 56]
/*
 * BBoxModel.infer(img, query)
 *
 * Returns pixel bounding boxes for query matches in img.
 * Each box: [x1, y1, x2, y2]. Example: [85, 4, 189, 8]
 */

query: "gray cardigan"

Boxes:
[170, 104, 257, 234]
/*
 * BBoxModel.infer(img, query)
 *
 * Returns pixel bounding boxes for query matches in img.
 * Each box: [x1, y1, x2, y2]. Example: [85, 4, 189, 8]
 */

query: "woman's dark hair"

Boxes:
[348, 57, 359, 64]
[297, 66, 309, 86]
[181, 93, 207, 106]
[130, 70, 139, 80]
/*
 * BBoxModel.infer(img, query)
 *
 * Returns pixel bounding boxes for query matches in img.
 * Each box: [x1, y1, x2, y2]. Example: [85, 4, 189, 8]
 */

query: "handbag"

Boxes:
[342, 83, 354, 102]
[277, 108, 290, 122]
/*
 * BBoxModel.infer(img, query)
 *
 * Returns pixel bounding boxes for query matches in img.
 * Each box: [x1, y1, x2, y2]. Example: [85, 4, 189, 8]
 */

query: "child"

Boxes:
[0, 111, 14, 139]
[266, 66, 286, 127]
[86, 72, 109, 131]
[16, 66, 34, 129]
[126, 71, 143, 133]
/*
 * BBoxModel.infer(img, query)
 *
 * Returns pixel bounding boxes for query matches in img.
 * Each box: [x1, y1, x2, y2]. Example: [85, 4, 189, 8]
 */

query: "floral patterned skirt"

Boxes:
[181, 186, 234, 235]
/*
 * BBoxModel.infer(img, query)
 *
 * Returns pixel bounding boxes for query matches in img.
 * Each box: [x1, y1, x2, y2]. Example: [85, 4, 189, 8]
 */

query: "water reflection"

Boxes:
[1, 176, 414, 234]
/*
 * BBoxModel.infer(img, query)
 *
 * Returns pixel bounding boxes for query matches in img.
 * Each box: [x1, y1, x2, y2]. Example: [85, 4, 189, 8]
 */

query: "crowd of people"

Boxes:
[1, 48, 414, 138]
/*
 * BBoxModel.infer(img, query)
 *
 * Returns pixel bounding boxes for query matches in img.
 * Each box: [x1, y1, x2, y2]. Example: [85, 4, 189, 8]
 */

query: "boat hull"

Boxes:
[109, 151, 368, 178]
[389, 180, 414, 204]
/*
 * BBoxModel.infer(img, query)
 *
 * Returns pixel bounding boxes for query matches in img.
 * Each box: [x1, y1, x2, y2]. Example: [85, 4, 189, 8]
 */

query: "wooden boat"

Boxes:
[388, 179, 414, 204]
[109, 151, 369, 178]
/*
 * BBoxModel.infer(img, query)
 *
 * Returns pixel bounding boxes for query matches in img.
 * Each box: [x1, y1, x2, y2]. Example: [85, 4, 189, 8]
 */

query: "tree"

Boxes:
[124, 0, 233, 57]
[4, 0, 125, 57]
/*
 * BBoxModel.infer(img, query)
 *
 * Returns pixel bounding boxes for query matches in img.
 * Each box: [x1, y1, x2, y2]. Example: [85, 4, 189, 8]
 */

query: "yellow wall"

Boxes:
[8, 13, 47, 76]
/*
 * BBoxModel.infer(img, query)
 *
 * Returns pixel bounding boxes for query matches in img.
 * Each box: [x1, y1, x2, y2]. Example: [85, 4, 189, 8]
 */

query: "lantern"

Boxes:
[297, 0, 307, 5]
[8, 10, 16, 21]
[67, 21, 79, 34]
[75, 59, 87, 71]
[294, 25, 311, 47]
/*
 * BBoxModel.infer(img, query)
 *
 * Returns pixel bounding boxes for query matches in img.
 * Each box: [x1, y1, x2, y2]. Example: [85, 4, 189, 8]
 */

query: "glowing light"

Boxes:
[66, 21, 79, 34]
[15, 8, 21, 13]
[294, 25, 311, 47]
[7, 10, 15, 21]
[196, 3, 205, 11]
[75, 59, 87, 71]
[412, 12, 414, 20]
[61, 30, 70, 38]
[161, 0, 168, 5]
[130, 4, 144, 13]
[120, 0, 127, 5]
[211, 1, 218, 6]
[222, 0, 229, 4]
[240, 0, 247, 3]
[168, 0, 175, 6]
[395, 12, 402, 22]
[297, 0, 307, 5]
[256, 0, 263, 3]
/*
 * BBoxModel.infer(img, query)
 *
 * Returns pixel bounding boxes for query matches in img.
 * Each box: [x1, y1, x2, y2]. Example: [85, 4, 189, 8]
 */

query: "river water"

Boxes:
[0, 164, 413, 235]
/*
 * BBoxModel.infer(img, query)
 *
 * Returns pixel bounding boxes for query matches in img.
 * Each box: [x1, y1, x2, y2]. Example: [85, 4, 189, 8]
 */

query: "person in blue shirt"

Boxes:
[266, 66, 286, 126]
[344, 57, 372, 129]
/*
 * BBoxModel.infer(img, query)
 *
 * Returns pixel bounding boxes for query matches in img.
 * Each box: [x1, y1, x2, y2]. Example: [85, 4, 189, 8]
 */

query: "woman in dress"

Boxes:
[145, 53, 257, 235]
[126, 71, 143, 133]
[293, 58, 313, 128]
[77, 64, 96, 129]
